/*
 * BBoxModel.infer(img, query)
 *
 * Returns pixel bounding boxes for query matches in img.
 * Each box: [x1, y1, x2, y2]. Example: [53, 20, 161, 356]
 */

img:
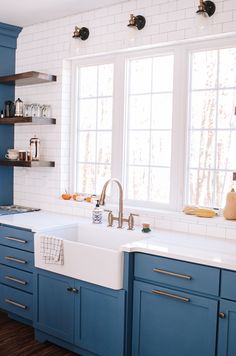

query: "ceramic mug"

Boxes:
[18, 150, 27, 161]
[5, 148, 19, 160]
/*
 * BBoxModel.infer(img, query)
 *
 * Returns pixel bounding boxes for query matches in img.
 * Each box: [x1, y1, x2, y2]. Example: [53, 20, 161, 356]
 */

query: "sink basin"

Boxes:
[35, 222, 144, 290]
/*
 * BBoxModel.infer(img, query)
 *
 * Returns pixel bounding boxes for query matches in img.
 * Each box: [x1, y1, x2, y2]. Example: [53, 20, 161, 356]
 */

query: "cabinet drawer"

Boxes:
[0, 225, 34, 252]
[134, 253, 220, 296]
[221, 270, 236, 301]
[0, 284, 33, 320]
[0, 245, 34, 272]
[0, 265, 33, 293]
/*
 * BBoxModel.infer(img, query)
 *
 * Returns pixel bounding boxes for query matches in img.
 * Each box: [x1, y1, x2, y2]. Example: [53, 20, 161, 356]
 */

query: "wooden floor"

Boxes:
[0, 311, 77, 355]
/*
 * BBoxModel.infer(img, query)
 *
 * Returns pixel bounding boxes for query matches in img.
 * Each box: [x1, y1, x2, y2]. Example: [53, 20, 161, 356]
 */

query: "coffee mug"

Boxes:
[5, 148, 19, 160]
[18, 150, 27, 161]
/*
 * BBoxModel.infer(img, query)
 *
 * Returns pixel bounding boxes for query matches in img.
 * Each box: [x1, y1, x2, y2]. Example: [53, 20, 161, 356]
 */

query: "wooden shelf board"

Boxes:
[0, 160, 55, 168]
[0, 117, 56, 125]
[0, 71, 57, 86]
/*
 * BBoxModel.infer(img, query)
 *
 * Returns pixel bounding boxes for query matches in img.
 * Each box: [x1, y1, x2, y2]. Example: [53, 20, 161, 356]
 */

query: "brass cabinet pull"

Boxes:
[219, 312, 225, 319]
[152, 289, 190, 303]
[4, 236, 27, 244]
[5, 275, 27, 285]
[153, 268, 192, 280]
[5, 298, 27, 310]
[67, 287, 79, 293]
[5, 256, 27, 264]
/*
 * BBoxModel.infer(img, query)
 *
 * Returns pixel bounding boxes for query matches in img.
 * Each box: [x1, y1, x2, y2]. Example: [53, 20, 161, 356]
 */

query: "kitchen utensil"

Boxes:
[18, 150, 27, 161]
[15, 98, 24, 117]
[5, 148, 19, 160]
[4, 101, 15, 117]
[30, 135, 40, 161]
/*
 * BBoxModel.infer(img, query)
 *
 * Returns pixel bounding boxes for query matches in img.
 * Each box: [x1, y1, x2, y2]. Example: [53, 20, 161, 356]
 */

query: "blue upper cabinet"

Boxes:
[0, 22, 22, 205]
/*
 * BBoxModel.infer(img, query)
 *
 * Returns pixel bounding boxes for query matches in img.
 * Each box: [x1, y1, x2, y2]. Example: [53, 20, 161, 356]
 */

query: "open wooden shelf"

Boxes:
[0, 117, 56, 125]
[0, 71, 57, 86]
[0, 160, 55, 168]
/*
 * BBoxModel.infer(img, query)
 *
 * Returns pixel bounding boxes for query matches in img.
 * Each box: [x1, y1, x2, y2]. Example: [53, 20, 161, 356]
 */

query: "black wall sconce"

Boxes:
[72, 26, 90, 40]
[127, 14, 146, 30]
[196, 0, 216, 17]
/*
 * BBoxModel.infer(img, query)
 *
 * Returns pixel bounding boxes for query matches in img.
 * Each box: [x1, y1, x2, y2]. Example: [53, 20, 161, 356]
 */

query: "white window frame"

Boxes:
[69, 35, 236, 211]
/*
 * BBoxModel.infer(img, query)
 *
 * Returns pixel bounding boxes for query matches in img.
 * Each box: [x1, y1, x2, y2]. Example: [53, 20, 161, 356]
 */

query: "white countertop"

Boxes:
[0, 210, 236, 271]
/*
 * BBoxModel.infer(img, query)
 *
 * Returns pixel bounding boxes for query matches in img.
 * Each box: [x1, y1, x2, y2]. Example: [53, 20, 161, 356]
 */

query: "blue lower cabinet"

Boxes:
[35, 270, 75, 344]
[34, 269, 126, 356]
[132, 280, 218, 356]
[74, 280, 125, 356]
[218, 300, 236, 356]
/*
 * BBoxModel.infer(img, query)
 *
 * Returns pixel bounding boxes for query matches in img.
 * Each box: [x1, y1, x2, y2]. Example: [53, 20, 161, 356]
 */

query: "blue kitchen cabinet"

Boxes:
[132, 280, 218, 356]
[218, 300, 236, 356]
[0, 23, 21, 205]
[74, 280, 125, 356]
[35, 270, 75, 344]
[35, 269, 126, 356]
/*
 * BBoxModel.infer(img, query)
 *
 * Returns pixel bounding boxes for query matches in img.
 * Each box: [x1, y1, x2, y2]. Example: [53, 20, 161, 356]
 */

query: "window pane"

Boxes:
[76, 63, 114, 195]
[127, 166, 149, 200]
[152, 55, 174, 92]
[215, 171, 233, 208]
[189, 131, 215, 169]
[78, 164, 95, 193]
[216, 131, 236, 170]
[151, 132, 171, 167]
[129, 131, 150, 165]
[96, 165, 111, 193]
[129, 95, 151, 130]
[79, 66, 97, 98]
[98, 64, 114, 96]
[150, 168, 170, 203]
[97, 132, 112, 164]
[152, 93, 173, 129]
[79, 99, 97, 130]
[188, 169, 214, 207]
[191, 51, 217, 90]
[219, 48, 236, 88]
[97, 98, 113, 130]
[130, 58, 152, 94]
[190, 91, 216, 129]
[218, 90, 236, 129]
[78, 132, 96, 163]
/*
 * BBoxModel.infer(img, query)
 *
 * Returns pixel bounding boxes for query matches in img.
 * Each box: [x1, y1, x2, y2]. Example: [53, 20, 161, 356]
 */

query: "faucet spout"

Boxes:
[99, 178, 124, 228]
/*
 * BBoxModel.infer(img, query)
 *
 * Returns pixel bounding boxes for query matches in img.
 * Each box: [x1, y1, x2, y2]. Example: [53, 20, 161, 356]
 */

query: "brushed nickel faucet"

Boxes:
[99, 178, 138, 229]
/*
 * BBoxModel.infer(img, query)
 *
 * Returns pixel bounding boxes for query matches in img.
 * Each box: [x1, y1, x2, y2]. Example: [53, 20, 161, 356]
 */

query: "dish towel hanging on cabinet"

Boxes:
[40, 235, 64, 265]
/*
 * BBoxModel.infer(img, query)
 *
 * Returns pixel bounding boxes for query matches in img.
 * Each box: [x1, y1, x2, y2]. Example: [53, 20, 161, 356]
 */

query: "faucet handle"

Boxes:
[127, 213, 139, 230]
[104, 209, 113, 227]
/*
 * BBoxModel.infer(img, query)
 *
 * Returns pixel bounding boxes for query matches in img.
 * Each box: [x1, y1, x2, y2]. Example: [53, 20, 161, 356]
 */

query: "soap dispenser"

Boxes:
[92, 200, 103, 224]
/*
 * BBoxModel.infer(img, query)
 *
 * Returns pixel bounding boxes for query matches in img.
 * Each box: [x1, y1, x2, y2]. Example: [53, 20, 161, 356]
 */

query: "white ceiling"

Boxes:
[0, 0, 128, 27]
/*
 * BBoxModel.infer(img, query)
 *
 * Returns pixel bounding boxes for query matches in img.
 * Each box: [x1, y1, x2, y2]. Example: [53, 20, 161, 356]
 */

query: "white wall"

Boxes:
[14, 0, 236, 238]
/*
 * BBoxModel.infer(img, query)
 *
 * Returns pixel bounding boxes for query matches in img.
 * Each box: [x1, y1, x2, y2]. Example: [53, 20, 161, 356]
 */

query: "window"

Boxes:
[187, 47, 236, 208]
[72, 39, 236, 210]
[125, 55, 174, 204]
[75, 63, 114, 194]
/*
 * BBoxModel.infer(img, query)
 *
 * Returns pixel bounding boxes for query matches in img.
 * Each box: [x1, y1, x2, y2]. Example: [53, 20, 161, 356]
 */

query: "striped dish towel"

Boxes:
[40, 235, 64, 265]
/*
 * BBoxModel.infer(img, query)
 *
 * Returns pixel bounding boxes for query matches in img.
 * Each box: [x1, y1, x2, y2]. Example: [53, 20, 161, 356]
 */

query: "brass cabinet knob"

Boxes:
[219, 312, 225, 319]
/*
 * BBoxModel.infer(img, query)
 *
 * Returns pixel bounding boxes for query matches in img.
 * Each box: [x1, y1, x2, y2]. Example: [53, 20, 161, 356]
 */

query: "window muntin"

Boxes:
[125, 55, 174, 204]
[187, 48, 236, 208]
[76, 63, 114, 194]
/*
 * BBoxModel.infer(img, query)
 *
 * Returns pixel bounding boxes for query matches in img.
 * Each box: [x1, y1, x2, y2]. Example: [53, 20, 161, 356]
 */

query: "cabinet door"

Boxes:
[35, 270, 75, 343]
[218, 300, 236, 356]
[132, 281, 218, 356]
[74, 280, 125, 356]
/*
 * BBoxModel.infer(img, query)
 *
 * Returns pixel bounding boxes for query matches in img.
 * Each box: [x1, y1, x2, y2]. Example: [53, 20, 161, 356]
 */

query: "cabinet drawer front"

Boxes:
[0, 226, 34, 252]
[221, 270, 236, 301]
[0, 284, 33, 320]
[0, 245, 34, 272]
[134, 253, 220, 296]
[0, 265, 33, 293]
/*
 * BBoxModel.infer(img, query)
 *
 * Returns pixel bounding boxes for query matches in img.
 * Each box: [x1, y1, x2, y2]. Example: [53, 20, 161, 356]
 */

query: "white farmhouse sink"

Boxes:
[34, 223, 144, 290]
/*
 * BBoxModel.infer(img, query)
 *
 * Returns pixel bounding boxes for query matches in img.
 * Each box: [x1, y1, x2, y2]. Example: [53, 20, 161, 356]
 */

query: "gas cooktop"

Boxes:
[0, 205, 40, 216]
